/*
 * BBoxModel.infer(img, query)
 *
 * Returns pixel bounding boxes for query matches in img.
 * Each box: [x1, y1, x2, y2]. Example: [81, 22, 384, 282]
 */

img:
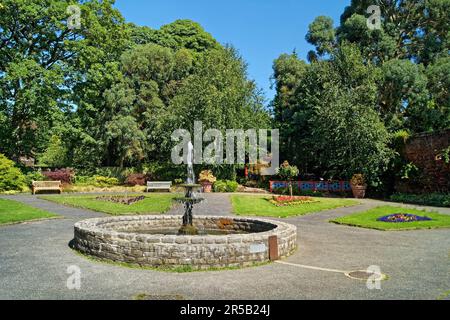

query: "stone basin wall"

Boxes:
[73, 215, 297, 269]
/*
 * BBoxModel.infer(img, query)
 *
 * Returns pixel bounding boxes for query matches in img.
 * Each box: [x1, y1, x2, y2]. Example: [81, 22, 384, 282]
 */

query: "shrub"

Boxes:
[37, 135, 68, 167]
[225, 180, 239, 192]
[24, 171, 46, 187]
[174, 178, 184, 185]
[213, 180, 239, 193]
[0, 154, 26, 192]
[144, 162, 186, 182]
[73, 176, 93, 185]
[213, 180, 227, 192]
[125, 173, 146, 186]
[42, 168, 74, 184]
[75, 167, 138, 184]
[73, 175, 120, 187]
[94, 176, 120, 187]
[390, 193, 450, 207]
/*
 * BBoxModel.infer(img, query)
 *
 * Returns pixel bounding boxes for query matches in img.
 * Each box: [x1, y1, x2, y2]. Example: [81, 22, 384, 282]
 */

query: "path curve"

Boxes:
[0, 193, 449, 300]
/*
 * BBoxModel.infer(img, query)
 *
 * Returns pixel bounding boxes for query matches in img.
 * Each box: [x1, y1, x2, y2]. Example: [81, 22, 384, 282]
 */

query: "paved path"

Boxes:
[0, 194, 449, 300]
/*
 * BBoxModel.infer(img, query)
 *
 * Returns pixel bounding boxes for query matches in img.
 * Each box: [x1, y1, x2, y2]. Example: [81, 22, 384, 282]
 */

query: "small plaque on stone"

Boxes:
[249, 243, 267, 253]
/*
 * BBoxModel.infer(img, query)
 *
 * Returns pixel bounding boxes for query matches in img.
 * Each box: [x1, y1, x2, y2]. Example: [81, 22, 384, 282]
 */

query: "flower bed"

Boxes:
[377, 213, 432, 223]
[95, 195, 145, 206]
[269, 196, 318, 207]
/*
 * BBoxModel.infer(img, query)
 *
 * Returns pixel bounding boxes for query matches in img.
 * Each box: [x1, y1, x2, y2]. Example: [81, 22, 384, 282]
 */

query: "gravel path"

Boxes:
[0, 194, 449, 300]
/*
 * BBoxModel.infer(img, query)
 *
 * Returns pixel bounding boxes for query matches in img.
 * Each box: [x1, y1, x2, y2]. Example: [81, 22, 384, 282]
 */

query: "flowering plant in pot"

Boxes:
[350, 174, 367, 199]
[198, 170, 216, 193]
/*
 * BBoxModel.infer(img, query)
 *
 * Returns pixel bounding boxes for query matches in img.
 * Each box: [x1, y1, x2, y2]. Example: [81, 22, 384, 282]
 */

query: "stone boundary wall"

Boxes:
[73, 215, 297, 268]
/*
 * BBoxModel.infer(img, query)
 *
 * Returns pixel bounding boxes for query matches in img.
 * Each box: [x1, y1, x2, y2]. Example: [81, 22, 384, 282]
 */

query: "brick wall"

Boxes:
[397, 129, 450, 193]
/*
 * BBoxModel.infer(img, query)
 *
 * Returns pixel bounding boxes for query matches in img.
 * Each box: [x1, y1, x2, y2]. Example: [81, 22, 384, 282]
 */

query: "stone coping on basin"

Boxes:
[73, 215, 297, 268]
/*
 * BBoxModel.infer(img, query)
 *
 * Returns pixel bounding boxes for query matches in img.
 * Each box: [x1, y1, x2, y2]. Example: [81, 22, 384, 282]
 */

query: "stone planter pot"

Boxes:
[351, 184, 367, 199]
[200, 181, 213, 193]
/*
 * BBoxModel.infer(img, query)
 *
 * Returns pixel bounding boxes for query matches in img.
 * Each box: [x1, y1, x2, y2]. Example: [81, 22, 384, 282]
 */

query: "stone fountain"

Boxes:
[72, 142, 297, 269]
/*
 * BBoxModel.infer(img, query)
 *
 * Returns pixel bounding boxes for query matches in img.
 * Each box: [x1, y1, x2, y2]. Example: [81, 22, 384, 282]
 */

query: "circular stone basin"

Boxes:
[73, 216, 297, 269]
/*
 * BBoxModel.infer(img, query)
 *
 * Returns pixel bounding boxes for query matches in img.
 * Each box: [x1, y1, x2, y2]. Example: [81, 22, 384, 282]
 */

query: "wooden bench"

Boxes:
[146, 181, 172, 192]
[32, 181, 62, 195]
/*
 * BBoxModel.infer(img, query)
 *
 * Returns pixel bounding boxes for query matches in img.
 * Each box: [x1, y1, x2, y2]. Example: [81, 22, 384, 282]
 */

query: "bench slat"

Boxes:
[146, 181, 172, 192]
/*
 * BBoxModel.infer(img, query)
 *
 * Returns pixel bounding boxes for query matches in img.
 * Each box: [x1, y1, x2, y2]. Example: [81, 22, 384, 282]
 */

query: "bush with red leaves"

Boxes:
[125, 173, 147, 186]
[42, 168, 74, 184]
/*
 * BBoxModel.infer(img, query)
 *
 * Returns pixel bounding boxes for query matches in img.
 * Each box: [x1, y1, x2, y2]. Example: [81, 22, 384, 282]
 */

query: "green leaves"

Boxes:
[0, 153, 26, 192]
[273, 43, 393, 183]
[306, 16, 336, 57]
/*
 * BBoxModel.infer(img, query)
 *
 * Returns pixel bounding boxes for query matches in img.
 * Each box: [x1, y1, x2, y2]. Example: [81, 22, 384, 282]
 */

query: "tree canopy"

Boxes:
[273, 0, 449, 186]
[0, 1, 269, 169]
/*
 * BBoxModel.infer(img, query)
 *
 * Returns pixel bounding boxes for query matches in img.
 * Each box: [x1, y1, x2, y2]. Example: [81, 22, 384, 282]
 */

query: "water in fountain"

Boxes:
[186, 141, 195, 184]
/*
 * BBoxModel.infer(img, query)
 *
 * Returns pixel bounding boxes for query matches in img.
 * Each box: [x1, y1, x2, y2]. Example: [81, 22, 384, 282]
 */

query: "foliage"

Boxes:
[325, 0, 448, 133]
[441, 146, 450, 164]
[125, 173, 147, 186]
[273, 0, 449, 194]
[276, 161, 299, 180]
[24, 171, 45, 187]
[0, 0, 130, 160]
[37, 135, 68, 168]
[305, 16, 335, 58]
[273, 44, 393, 184]
[0, 153, 26, 192]
[390, 193, 450, 208]
[42, 168, 74, 184]
[199, 170, 216, 183]
[74, 175, 119, 187]
[213, 180, 239, 193]
[174, 178, 184, 185]
[144, 162, 186, 182]
[164, 47, 270, 156]
[0, 1, 270, 170]
[399, 163, 420, 180]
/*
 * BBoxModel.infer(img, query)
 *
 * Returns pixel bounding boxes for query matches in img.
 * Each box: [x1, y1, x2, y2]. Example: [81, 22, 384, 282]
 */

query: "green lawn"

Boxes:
[0, 198, 59, 225]
[230, 195, 358, 218]
[40, 194, 177, 215]
[331, 206, 450, 231]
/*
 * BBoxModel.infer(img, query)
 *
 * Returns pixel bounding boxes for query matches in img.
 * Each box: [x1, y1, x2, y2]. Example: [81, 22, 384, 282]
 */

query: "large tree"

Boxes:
[304, 0, 450, 133]
[273, 44, 392, 182]
[0, 0, 130, 162]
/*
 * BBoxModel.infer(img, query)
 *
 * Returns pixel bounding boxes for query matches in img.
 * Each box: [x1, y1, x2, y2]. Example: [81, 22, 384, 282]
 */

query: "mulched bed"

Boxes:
[95, 195, 145, 205]
[377, 213, 432, 223]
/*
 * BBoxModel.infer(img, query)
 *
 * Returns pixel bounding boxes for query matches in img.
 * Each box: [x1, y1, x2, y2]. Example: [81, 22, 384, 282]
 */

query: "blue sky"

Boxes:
[114, 0, 351, 101]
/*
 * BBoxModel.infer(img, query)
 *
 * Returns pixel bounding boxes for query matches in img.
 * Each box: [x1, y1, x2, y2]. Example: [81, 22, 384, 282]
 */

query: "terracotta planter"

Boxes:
[200, 181, 213, 193]
[351, 184, 367, 199]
